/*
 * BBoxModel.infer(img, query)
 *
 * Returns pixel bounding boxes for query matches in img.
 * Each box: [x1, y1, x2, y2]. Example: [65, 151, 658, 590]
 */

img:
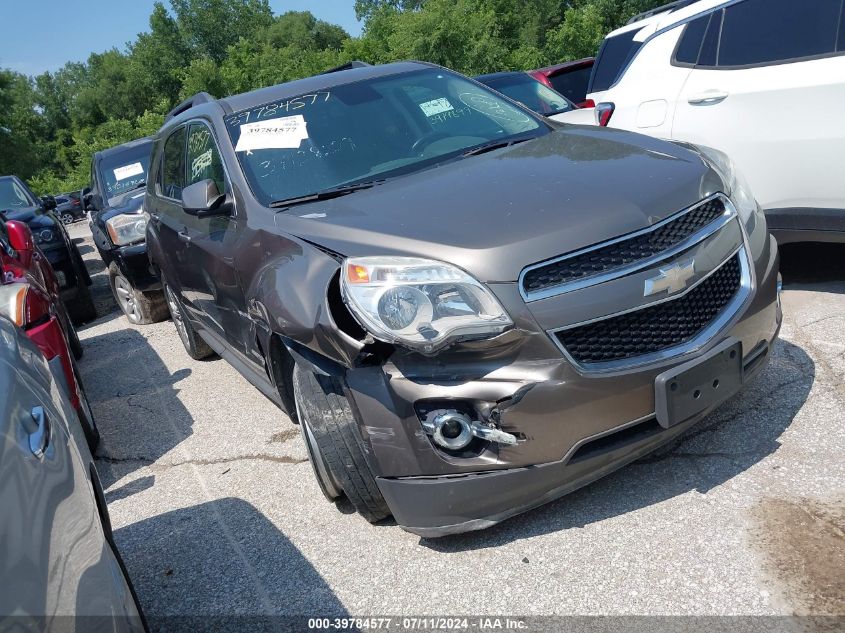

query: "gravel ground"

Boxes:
[69, 222, 844, 630]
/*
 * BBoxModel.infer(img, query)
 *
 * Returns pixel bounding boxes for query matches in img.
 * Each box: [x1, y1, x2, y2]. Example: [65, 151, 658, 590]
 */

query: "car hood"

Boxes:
[1, 206, 55, 230]
[276, 127, 723, 283]
[100, 189, 146, 223]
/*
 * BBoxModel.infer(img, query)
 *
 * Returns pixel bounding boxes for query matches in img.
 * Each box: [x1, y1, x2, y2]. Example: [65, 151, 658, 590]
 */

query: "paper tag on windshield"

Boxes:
[114, 162, 144, 181]
[235, 115, 309, 152]
[419, 98, 454, 117]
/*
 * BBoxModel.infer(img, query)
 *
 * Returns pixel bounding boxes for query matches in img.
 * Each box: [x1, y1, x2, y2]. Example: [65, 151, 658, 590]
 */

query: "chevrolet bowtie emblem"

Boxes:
[644, 259, 696, 297]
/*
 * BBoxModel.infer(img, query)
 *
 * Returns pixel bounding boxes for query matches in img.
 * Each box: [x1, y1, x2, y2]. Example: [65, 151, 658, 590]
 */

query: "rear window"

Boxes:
[717, 0, 842, 66]
[549, 66, 592, 103]
[589, 30, 643, 93]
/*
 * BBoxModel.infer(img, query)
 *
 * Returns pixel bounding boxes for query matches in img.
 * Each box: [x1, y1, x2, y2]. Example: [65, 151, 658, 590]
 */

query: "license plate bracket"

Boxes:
[655, 338, 743, 429]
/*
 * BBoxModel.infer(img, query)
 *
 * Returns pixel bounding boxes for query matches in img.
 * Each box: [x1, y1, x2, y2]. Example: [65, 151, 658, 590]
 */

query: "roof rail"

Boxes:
[319, 60, 372, 75]
[626, 0, 698, 24]
[165, 92, 215, 122]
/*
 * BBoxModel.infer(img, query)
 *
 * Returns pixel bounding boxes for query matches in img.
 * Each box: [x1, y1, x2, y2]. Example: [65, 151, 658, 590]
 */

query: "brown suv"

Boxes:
[145, 61, 781, 536]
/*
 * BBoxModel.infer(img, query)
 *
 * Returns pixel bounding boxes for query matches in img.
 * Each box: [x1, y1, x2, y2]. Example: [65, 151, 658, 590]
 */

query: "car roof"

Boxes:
[606, 0, 723, 41]
[160, 61, 438, 134]
[533, 58, 595, 75]
[95, 136, 154, 160]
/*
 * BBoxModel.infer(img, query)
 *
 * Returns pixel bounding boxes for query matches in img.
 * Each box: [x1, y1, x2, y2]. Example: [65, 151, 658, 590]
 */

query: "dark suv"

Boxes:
[146, 61, 781, 537]
[0, 175, 95, 324]
[84, 138, 166, 324]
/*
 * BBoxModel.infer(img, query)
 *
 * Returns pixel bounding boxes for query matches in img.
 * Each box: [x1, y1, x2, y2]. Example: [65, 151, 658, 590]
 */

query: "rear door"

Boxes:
[0, 327, 119, 619]
[672, 0, 845, 210]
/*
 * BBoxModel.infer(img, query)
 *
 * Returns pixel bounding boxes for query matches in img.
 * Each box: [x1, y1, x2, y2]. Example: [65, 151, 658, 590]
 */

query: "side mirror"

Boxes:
[181, 179, 232, 218]
[40, 195, 57, 211]
[6, 220, 35, 265]
[81, 187, 92, 210]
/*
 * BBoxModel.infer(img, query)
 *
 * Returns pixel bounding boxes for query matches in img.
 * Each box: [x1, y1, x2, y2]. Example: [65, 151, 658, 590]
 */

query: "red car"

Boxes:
[0, 218, 99, 450]
[530, 57, 595, 107]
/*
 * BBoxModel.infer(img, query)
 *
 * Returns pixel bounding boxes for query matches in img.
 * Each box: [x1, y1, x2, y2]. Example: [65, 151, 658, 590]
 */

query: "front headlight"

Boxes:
[106, 211, 149, 246]
[696, 146, 758, 223]
[341, 256, 513, 353]
[35, 229, 56, 244]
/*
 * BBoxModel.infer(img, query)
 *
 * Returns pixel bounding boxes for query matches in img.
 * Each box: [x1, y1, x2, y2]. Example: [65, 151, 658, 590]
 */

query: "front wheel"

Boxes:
[109, 265, 167, 325]
[60, 212, 75, 225]
[164, 282, 214, 360]
[292, 364, 391, 523]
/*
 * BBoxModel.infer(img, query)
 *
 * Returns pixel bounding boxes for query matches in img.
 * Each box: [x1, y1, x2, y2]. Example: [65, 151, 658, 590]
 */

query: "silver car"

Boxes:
[0, 316, 145, 631]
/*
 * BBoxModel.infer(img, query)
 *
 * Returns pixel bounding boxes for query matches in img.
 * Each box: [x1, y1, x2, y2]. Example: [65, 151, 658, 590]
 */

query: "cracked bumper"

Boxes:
[348, 233, 781, 536]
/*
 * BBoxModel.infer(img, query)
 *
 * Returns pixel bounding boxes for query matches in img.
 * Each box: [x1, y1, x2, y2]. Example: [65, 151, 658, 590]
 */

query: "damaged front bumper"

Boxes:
[340, 234, 782, 537]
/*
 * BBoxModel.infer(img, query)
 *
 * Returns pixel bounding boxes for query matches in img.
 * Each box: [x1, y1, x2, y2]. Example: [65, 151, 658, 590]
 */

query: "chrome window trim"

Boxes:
[548, 241, 753, 375]
[519, 193, 736, 302]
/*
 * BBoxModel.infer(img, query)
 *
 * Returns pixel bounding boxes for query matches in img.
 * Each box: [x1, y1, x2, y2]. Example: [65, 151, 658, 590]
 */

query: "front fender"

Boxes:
[246, 236, 365, 369]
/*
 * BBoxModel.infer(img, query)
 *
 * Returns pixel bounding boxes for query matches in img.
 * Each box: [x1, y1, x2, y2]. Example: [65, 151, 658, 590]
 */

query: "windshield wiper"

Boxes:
[269, 181, 381, 209]
[462, 137, 532, 157]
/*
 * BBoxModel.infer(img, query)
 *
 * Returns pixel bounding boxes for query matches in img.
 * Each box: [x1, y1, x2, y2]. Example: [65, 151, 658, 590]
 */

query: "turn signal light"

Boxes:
[596, 102, 615, 127]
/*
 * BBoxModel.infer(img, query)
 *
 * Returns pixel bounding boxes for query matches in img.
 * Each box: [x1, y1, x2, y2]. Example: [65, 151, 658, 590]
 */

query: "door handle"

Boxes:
[28, 406, 51, 459]
[177, 230, 192, 243]
[687, 90, 729, 105]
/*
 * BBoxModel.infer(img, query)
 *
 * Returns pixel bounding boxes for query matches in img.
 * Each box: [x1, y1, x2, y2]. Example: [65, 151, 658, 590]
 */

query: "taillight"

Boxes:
[595, 102, 615, 127]
[580, 99, 595, 109]
[0, 282, 51, 327]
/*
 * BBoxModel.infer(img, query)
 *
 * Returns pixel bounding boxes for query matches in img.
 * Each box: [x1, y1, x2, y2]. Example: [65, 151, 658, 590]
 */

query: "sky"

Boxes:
[0, 0, 363, 76]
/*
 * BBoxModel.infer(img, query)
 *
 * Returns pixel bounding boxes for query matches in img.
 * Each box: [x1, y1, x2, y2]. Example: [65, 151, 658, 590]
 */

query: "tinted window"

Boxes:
[160, 128, 187, 200]
[187, 123, 228, 194]
[718, 0, 842, 66]
[674, 14, 711, 65]
[590, 30, 643, 92]
[549, 66, 592, 103]
[481, 75, 573, 116]
[97, 142, 153, 202]
[226, 68, 544, 206]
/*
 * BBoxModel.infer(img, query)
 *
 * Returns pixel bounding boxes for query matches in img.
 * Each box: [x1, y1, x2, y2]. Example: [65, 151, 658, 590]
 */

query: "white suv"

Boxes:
[582, 0, 845, 244]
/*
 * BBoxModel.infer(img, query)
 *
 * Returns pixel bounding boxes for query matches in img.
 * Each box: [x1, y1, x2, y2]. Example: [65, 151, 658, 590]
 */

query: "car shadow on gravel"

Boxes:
[79, 328, 195, 490]
[422, 339, 814, 551]
[115, 498, 349, 632]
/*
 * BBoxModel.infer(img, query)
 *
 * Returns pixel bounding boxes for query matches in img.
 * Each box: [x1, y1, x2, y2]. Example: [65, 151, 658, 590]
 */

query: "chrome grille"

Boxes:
[555, 253, 743, 365]
[521, 195, 730, 300]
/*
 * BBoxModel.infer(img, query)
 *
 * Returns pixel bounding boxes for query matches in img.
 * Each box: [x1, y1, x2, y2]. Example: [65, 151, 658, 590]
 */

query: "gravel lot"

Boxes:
[68, 222, 844, 629]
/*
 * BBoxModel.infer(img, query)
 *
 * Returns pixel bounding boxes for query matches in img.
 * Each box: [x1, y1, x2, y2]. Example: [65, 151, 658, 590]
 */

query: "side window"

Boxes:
[716, 0, 842, 67]
[673, 13, 712, 66]
[186, 123, 228, 194]
[549, 67, 591, 103]
[159, 127, 187, 200]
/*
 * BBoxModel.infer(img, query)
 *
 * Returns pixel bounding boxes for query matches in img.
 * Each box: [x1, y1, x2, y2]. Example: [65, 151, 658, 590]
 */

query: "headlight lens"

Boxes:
[696, 145, 758, 223]
[36, 229, 55, 243]
[106, 211, 149, 246]
[341, 256, 513, 353]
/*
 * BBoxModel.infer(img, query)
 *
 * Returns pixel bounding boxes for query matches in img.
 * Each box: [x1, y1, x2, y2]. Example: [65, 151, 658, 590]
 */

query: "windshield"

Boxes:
[482, 75, 574, 116]
[225, 68, 546, 206]
[0, 177, 35, 210]
[98, 142, 153, 201]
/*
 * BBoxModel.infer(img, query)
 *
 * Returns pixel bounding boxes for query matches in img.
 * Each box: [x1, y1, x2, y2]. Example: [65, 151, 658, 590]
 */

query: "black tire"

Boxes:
[109, 264, 168, 325]
[72, 358, 100, 453]
[66, 281, 98, 326]
[60, 212, 75, 225]
[293, 364, 391, 523]
[164, 282, 214, 360]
